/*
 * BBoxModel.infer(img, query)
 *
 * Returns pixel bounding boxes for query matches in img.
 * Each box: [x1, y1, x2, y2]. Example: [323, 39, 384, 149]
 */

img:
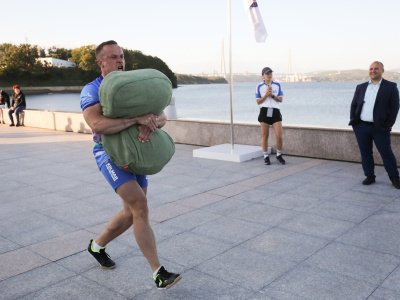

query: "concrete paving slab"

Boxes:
[307, 198, 381, 223]
[335, 190, 395, 209]
[369, 287, 400, 300]
[0, 236, 20, 255]
[263, 264, 376, 300]
[0, 201, 29, 219]
[279, 212, 355, 240]
[304, 242, 400, 285]
[175, 192, 226, 209]
[27, 230, 94, 261]
[18, 275, 128, 300]
[241, 227, 329, 263]
[0, 263, 75, 300]
[39, 199, 116, 228]
[0, 185, 49, 204]
[196, 245, 296, 292]
[0, 211, 77, 246]
[158, 232, 232, 268]
[229, 188, 282, 204]
[150, 202, 194, 223]
[338, 211, 400, 256]
[228, 203, 298, 227]
[159, 209, 220, 232]
[191, 216, 269, 245]
[381, 266, 400, 293]
[382, 198, 400, 213]
[254, 191, 322, 212]
[200, 196, 253, 215]
[13, 193, 77, 211]
[0, 248, 50, 281]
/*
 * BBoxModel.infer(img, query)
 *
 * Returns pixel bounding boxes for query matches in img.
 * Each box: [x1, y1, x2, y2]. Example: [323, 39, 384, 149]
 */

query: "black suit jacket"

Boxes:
[349, 78, 400, 129]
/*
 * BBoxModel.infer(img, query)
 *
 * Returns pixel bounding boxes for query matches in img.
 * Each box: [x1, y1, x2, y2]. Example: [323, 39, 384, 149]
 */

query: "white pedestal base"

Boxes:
[193, 144, 262, 163]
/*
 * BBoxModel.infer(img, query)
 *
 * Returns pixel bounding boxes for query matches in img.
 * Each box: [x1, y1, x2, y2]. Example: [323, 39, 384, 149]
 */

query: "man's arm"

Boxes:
[349, 85, 360, 124]
[83, 103, 158, 134]
[387, 83, 400, 127]
[138, 112, 167, 142]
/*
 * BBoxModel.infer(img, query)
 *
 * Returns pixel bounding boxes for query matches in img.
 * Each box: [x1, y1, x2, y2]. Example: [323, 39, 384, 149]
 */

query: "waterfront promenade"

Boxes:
[1, 125, 400, 299]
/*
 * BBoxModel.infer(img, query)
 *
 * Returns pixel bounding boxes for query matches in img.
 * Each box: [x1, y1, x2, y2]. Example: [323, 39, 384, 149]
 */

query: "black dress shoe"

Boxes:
[391, 178, 400, 189]
[362, 176, 376, 185]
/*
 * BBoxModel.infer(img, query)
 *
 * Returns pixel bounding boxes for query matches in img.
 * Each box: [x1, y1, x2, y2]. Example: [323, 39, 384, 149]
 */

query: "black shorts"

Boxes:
[258, 107, 282, 125]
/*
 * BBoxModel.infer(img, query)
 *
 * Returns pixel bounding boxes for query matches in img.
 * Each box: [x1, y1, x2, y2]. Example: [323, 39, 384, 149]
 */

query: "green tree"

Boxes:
[0, 43, 40, 75]
[48, 46, 72, 60]
[0, 43, 16, 75]
[38, 47, 46, 58]
[0, 43, 179, 87]
[124, 49, 177, 88]
[71, 45, 98, 73]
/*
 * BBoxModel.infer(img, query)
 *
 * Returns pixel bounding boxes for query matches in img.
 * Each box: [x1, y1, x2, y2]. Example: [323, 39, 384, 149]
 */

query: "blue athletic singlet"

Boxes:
[80, 76, 110, 169]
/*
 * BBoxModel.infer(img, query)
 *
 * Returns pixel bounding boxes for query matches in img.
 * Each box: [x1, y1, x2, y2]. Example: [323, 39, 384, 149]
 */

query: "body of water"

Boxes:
[25, 81, 400, 131]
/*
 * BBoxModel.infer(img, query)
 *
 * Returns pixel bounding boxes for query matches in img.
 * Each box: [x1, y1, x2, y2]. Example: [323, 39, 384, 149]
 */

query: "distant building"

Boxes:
[37, 57, 76, 68]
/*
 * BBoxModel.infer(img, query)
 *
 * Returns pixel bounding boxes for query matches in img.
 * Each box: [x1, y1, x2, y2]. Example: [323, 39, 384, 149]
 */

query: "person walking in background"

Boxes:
[80, 40, 181, 289]
[0, 89, 10, 124]
[8, 85, 26, 127]
[255, 67, 285, 165]
[349, 61, 400, 189]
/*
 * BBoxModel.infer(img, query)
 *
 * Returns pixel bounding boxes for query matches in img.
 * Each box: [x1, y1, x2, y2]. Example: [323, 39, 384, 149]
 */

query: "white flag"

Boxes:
[243, 0, 268, 43]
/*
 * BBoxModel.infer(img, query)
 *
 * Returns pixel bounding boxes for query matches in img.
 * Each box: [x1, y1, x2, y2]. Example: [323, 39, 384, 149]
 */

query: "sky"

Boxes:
[1, 0, 400, 75]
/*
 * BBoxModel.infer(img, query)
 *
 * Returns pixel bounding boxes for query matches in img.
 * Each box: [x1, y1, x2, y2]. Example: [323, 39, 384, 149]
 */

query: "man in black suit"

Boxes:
[349, 61, 400, 189]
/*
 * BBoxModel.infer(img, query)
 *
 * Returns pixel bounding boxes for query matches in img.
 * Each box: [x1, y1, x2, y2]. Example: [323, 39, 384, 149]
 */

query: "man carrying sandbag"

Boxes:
[80, 40, 181, 289]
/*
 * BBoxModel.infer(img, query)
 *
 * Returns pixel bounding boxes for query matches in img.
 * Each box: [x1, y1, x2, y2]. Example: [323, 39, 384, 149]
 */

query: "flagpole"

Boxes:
[228, 0, 234, 151]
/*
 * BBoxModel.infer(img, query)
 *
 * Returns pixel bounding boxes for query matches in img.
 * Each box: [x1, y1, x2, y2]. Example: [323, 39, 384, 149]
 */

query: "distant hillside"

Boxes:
[176, 74, 227, 85]
[308, 69, 400, 81]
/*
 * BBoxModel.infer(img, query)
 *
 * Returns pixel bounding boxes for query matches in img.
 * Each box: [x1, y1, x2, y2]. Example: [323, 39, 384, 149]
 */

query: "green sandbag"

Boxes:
[103, 127, 175, 175]
[99, 69, 175, 175]
[100, 69, 172, 118]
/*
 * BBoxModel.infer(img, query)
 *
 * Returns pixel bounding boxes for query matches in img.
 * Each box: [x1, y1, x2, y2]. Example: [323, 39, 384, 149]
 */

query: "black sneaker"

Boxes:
[391, 178, 400, 189]
[277, 155, 286, 165]
[154, 266, 182, 289]
[264, 156, 271, 165]
[87, 239, 115, 269]
[9, 124, 15, 127]
[362, 176, 375, 185]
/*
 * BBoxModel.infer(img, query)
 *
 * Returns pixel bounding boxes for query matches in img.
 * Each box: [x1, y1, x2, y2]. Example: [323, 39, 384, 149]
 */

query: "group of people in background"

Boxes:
[0, 85, 26, 126]
[258, 61, 400, 189]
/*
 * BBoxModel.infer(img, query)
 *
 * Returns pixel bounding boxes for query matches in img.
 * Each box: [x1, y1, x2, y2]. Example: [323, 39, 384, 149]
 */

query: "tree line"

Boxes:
[0, 43, 177, 88]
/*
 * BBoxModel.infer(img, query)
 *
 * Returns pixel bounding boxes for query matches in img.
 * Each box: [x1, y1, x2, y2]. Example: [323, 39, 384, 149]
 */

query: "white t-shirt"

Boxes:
[255, 81, 284, 109]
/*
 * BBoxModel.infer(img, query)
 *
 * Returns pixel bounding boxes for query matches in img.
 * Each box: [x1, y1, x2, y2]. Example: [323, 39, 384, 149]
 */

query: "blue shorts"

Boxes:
[100, 160, 148, 191]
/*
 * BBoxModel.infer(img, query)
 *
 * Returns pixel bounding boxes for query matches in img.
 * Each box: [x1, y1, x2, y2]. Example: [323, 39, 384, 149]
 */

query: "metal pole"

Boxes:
[228, 0, 234, 151]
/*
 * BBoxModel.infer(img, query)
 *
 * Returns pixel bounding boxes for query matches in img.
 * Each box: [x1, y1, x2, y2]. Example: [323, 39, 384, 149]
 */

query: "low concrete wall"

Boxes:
[163, 119, 398, 164]
[3, 109, 398, 165]
[2, 109, 92, 134]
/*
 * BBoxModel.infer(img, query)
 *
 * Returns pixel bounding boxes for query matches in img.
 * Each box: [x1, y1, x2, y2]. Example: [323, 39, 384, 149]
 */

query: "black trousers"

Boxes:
[353, 121, 399, 179]
[8, 106, 25, 125]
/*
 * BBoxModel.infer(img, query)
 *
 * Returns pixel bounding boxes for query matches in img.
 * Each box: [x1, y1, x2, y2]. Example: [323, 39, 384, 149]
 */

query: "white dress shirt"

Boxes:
[360, 79, 382, 122]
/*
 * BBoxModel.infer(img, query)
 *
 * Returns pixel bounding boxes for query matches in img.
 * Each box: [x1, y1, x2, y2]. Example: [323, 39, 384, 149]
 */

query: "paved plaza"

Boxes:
[0, 125, 400, 299]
